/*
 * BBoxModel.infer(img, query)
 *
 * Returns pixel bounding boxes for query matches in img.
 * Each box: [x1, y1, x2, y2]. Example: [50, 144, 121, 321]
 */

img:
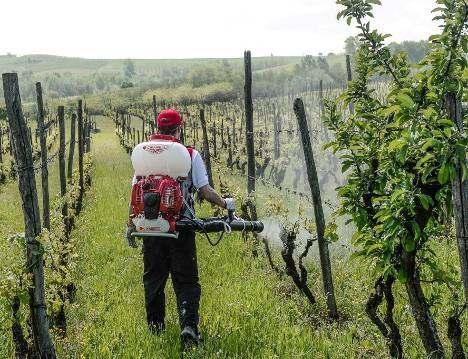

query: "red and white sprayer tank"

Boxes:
[130, 139, 191, 237]
[131, 140, 191, 178]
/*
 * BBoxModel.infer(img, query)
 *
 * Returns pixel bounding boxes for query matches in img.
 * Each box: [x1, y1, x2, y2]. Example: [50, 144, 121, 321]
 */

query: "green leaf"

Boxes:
[388, 139, 405, 152]
[416, 154, 435, 168]
[417, 194, 434, 211]
[438, 119, 454, 127]
[380, 105, 401, 117]
[411, 221, 421, 240]
[397, 267, 408, 283]
[402, 236, 416, 253]
[17, 291, 30, 305]
[342, 161, 353, 173]
[396, 93, 415, 109]
[421, 139, 438, 151]
[438, 163, 451, 184]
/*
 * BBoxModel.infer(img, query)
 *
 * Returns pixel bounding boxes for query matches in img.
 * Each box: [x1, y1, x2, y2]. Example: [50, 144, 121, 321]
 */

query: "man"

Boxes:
[126, 109, 227, 345]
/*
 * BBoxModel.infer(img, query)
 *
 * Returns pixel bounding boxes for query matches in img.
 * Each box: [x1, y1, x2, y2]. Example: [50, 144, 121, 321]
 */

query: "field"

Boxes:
[1, 114, 466, 358]
[0, 1, 467, 358]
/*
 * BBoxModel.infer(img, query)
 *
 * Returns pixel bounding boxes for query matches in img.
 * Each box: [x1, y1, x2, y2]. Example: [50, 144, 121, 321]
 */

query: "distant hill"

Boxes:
[0, 54, 301, 74]
[0, 54, 316, 102]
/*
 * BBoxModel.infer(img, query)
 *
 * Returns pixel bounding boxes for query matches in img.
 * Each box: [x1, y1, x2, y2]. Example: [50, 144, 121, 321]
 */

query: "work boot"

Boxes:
[180, 325, 199, 347]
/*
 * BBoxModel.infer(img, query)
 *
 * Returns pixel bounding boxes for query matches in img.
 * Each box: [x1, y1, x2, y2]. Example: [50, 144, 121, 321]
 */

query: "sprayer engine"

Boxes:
[131, 175, 184, 234]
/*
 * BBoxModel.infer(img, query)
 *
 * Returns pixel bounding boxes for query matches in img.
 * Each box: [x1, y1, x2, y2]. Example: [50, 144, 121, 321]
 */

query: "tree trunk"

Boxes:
[402, 251, 444, 358]
[3, 72, 56, 358]
[445, 93, 468, 303]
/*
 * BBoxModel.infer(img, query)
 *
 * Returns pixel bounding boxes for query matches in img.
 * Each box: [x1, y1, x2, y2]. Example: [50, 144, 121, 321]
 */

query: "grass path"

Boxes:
[58, 117, 363, 358]
[53, 117, 465, 358]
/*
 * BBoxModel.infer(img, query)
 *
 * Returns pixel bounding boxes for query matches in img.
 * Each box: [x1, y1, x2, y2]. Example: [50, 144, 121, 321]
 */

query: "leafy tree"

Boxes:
[389, 40, 430, 63]
[300, 55, 317, 70]
[344, 36, 359, 55]
[123, 59, 136, 79]
[327, 0, 467, 357]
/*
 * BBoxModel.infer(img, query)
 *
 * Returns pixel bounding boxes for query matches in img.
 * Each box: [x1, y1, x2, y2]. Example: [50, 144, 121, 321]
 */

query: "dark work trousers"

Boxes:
[142, 230, 201, 332]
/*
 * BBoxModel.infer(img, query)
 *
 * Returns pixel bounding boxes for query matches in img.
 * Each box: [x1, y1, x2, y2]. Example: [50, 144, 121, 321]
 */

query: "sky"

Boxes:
[0, 0, 439, 59]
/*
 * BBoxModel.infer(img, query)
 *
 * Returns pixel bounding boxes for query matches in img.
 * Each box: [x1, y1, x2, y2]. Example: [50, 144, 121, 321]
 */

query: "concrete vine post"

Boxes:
[3, 72, 56, 358]
[294, 97, 338, 320]
[36, 82, 51, 230]
[446, 93, 468, 303]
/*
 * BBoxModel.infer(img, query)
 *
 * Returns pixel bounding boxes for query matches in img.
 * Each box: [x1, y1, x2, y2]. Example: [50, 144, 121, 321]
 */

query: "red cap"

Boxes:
[156, 109, 182, 128]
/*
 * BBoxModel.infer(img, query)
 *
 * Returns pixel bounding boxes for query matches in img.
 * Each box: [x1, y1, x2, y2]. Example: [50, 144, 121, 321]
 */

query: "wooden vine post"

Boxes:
[67, 113, 76, 181]
[220, 116, 225, 148]
[244, 50, 259, 257]
[199, 107, 214, 187]
[152, 95, 157, 135]
[446, 93, 468, 302]
[8, 129, 14, 156]
[244, 50, 256, 197]
[76, 100, 84, 214]
[294, 98, 338, 319]
[3, 73, 56, 358]
[58, 106, 68, 233]
[0, 129, 3, 164]
[227, 126, 233, 168]
[273, 106, 280, 159]
[212, 121, 217, 158]
[36, 82, 51, 230]
[86, 116, 91, 152]
[345, 55, 354, 114]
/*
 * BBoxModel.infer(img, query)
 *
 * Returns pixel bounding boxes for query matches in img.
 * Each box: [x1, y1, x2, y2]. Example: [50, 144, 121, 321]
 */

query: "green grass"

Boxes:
[1, 117, 467, 358]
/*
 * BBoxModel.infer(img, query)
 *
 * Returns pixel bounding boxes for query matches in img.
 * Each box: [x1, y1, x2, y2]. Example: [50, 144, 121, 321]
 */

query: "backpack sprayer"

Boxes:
[128, 137, 263, 244]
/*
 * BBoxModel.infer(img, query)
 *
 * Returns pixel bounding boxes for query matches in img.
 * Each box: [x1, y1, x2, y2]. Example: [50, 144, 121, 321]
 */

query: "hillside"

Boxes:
[0, 54, 345, 103]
